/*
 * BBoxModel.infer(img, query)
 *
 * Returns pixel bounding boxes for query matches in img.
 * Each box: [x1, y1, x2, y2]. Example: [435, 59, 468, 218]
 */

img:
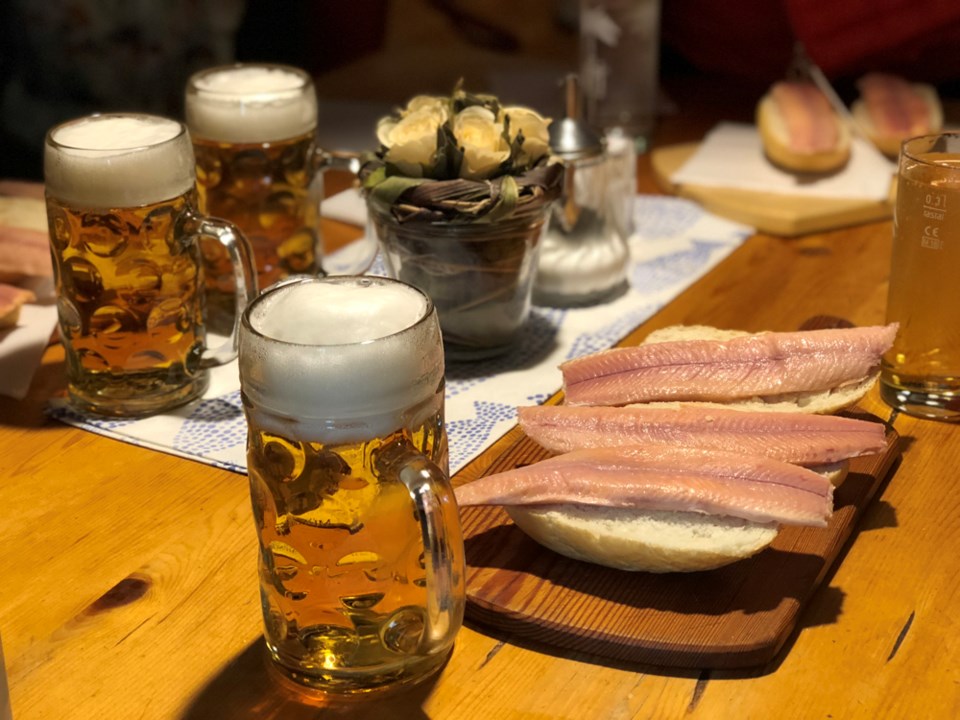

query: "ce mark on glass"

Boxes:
[921, 224, 944, 250]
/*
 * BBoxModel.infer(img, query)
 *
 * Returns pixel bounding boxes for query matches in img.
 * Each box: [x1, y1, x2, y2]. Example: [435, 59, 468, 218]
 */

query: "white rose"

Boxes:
[377, 104, 447, 177]
[503, 106, 551, 166]
[404, 95, 449, 117]
[453, 106, 510, 180]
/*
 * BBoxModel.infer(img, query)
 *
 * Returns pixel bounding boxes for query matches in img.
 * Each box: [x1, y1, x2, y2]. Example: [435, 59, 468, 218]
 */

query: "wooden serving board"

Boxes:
[650, 142, 896, 237]
[461, 418, 900, 669]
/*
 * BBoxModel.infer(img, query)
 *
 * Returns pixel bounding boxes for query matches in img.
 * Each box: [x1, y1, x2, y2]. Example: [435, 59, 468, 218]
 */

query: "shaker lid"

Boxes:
[548, 74, 603, 160]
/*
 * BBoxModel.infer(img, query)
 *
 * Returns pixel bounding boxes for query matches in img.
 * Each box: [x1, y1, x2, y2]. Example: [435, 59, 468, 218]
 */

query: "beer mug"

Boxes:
[185, 63, 368, 326]
[881, 133, 960, 421]
[238, 276, 465, 694]
[44, 113, 257, 417]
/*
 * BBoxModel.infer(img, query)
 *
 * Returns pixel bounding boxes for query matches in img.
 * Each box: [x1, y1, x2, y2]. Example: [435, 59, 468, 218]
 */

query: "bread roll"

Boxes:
[505, 460, 846, 573]
[757, 82, 851, 174]
[507, 505, 779, 573]
[851, 73, 943, 158]
[0, 283, 35, 328]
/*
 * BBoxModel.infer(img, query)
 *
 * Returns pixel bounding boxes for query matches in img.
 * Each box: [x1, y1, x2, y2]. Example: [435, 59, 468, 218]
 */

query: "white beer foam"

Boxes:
[45, 115, 195, 208]
[240, 278, 443, 443]
[186, 65, 317, 143]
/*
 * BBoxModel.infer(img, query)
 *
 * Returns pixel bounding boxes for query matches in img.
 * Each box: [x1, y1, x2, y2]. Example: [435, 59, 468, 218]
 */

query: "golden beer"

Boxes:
[239, 277, 465, 694]
[47, 191, 206, 411]
[186, 64, 322, 325]
[45, 113, 256, 417]
[193, 132, 320, 291]
[881, 134, 960, 420]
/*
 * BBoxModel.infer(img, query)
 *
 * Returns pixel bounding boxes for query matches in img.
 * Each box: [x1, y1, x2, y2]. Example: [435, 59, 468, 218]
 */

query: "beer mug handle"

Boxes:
[183, 210, 259, 367]
[378, 442, 466, 652]
[316, 148, 362, 176]
[314, 148, 379, 276]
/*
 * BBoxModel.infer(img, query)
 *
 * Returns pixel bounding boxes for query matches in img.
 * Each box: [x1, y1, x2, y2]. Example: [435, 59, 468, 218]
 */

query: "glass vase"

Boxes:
[368, 200, 549, 360]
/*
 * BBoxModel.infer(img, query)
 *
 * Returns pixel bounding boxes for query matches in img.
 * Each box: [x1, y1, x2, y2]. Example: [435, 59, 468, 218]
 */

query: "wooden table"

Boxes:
[3, 129, 959, 720]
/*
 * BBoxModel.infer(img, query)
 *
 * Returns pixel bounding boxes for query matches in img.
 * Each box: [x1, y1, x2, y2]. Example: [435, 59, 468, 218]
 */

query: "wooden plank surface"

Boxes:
[650, 142, 896, 237]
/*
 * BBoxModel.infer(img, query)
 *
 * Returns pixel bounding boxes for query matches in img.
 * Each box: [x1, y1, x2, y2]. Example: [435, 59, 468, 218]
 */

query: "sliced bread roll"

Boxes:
[851, 73, 943, 158]
[757, 82, 851, 174]
[493, 325, 878, 572]
[507, 505, 778, 573]
[0, 283, 35, 328]
[504, 459, 846, 573]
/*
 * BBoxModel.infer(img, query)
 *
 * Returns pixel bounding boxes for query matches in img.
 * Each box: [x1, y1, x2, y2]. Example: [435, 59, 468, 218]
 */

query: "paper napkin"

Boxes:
[671, 122, 895, 201]
[0, 300, 58, 400]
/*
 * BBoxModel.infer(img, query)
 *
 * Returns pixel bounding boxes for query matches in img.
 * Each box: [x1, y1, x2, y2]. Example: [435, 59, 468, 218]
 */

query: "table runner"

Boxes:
[49, 195, 752, 474]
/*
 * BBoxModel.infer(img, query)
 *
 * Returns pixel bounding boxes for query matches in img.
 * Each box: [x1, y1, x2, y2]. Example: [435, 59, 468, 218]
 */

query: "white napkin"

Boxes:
[0, 300, 58, 400]
[671, 122, 895, 200]
[321, 187, 366, 226]
[320, 188, 379, 275]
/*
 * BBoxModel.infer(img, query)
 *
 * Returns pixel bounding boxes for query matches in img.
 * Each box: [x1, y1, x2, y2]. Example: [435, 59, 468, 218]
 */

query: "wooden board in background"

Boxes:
[651, 142, 896, 237]
[461, 420, 900, 669]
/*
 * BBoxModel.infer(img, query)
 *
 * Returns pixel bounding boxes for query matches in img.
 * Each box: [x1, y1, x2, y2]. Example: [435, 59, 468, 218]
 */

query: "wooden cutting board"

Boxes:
[461, 417, 900, 669]
[650, 142, 896, 237]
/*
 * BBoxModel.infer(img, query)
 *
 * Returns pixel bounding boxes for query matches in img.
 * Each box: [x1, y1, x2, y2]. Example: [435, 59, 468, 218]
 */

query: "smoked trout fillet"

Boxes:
[560, 324, 898, 406]
[517, 404, 886, 466]
[455, 446, 833, 527]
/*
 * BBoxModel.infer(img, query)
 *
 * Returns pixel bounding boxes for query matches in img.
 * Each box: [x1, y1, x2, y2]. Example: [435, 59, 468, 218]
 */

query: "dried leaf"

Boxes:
[485, 175, 519, 223]
[370, 176, 427, 205]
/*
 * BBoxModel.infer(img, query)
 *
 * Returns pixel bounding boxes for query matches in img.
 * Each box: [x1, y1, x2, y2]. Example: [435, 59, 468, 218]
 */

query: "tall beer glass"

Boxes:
[881, 133, 960, 421]
[44, 113, 257, 417]
[185, 64, 324, 326]
[239, 276, 465, 694]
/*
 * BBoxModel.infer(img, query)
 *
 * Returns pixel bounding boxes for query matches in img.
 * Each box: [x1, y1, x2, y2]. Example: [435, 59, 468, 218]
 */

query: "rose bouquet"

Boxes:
[360, 84, 562, 223]
[360, 85, 563, 359]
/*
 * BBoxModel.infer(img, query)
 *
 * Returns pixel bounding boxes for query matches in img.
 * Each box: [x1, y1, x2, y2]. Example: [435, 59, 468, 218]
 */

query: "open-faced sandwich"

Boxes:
[456, 324, 897, 573]
[852, 73, 943, 158]
[756, 81, 852, 174]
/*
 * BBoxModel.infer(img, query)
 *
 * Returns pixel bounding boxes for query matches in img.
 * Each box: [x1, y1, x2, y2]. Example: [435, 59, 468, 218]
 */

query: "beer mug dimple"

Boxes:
[44, 113, 256, 417]
[238, 276, 465, 694]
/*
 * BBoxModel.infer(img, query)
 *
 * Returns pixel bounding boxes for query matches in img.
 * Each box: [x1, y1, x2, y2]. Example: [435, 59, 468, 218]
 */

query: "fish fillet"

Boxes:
[560, 324, 898, 406]
[518, 404, 886, 466]
[455, 446, 834, 527]
[772, 81, 838, 153]
[857, 73, 932, 137]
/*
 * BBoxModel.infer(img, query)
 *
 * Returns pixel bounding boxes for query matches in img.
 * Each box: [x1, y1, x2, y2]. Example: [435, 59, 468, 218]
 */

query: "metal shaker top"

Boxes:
[548, 74, 604, 161]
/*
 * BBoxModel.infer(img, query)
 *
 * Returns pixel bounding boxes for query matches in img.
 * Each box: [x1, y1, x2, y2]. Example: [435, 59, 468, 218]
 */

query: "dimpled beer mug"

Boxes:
[881, 133, 960, 421]
[186, 64, 330, 321]
[44, 113, 257, 417]
[238, 276, 465, 694]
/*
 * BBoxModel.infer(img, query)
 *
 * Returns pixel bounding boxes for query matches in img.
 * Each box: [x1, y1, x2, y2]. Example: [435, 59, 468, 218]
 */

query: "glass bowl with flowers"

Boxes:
[360, 83, 562, 360]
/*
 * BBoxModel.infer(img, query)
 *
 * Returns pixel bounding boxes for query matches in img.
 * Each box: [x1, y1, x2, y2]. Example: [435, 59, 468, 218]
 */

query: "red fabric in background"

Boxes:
[662, 0, 960, 85]
[787, 0, 960, 81]
[661, 0, 795, 85]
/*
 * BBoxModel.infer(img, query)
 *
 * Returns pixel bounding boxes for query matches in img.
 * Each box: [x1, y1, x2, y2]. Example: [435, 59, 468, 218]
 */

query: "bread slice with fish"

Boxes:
[457, 324, 896, 572]
[457, 445, 837, 573]
[756, 80, 851, 174]
[0, 283, 35, 328]
[560, 323, 898, 413]
[851, 73, 943, 158]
